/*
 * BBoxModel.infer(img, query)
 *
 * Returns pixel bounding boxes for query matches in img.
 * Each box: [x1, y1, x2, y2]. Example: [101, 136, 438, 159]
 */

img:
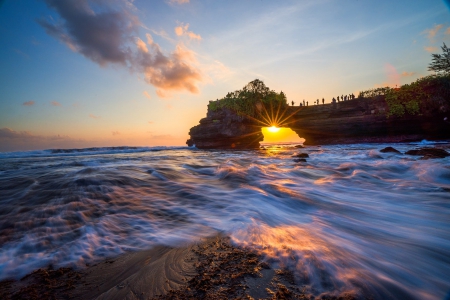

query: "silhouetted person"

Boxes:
[344, 95, 347, 101]
[292, 100, 294, 106]
[322, 98, 325, 104]
[332, 97, 336, 103]
[303, 100, 305, 106]
[307, 101, 308, 106]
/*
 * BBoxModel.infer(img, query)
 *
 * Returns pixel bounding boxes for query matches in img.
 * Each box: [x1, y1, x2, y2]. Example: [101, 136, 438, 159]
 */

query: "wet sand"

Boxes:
[0, 235, 358, 300]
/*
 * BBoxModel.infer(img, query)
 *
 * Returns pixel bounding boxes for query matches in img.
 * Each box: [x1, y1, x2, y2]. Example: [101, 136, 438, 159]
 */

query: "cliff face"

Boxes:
[187, 97, 450, 149]
[186, 103, 263, 149]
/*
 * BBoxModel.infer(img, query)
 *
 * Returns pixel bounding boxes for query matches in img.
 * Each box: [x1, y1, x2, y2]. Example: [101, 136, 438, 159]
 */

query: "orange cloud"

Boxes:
[112, 131, 120, 136]
[148, 121, 154, 124]
[174, 23, 201, 40]
[23, 101, 35, 106]
[136, 38, 148, 53]
[425, 46, 438, 53]
[168, 0, 189, 4]
[446, 27, 450, 35]
[40, 1, 202, 96]
[143, 91, 151, 99]
[136, 40, 202, 96]
[51, 101, 61, 106]
[384, 63, 400, 88]
[89, 114, 101, 119]
[423, 24, 443, 40]
[400, 71, 415, 77]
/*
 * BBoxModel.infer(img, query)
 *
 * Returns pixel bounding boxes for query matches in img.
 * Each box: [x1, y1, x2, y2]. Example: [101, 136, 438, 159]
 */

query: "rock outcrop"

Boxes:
[187, 97, 450, 149]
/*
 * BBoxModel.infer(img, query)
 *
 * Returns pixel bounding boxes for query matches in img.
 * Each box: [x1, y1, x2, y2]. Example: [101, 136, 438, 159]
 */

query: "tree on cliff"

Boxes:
[428, 43, 450, 74]
[209, 79, 288, 118]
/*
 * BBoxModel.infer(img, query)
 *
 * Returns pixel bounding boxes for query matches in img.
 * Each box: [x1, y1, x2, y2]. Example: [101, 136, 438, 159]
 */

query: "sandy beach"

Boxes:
[0, 234, 360, 300]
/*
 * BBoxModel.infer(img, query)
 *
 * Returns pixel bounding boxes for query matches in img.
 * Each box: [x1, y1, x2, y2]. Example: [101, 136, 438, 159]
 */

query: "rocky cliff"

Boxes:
[186, 96, 450, 149]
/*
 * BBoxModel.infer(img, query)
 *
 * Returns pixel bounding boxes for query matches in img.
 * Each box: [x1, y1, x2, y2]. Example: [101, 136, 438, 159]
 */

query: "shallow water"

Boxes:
[0, 143, 449, 299]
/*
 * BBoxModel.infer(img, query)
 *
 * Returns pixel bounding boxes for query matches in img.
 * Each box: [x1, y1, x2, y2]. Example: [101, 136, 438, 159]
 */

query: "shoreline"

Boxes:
[0, 235, 362, 300]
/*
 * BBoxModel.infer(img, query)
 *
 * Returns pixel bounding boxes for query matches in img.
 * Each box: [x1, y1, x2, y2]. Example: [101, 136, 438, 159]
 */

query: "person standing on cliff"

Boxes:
[303, 100, 305, 106]
[291, 100, 295, 106]
[307, 101, 308, 106]
[322, 98, 325, 105]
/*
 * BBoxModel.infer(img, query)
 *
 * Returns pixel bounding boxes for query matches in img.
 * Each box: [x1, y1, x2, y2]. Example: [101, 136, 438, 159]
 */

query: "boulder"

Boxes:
[405, 147, 450, 159]
[380, 146, 401, 153]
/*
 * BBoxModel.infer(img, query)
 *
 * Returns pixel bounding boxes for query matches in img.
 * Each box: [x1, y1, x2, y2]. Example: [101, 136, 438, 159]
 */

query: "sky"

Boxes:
[0, 0, 449, 152]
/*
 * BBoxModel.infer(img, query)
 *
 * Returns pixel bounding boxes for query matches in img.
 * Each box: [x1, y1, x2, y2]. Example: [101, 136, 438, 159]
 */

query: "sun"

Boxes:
[268, 126, 280, 133]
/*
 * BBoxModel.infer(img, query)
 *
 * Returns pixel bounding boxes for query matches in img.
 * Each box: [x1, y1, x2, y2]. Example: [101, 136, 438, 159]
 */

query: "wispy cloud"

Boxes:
[168, 0, 189, 5]
[89, 114, 101, 119]
[175, 23, 201, 40]
[14, 49, 29, 59]
[23, 101, 35, 106]
[51, 101, 61, 106]
[143, 91, 151, 99]
[39, 0, 202, 95]
[423, 24, 443, 41]
[0, 127, 79, 152]
[446, 27, 450, 35]
[148, 121, 154, 124]
[112, 131, 120, 136]
[424, 46, 438, 53]
[401, 71, 415, 77]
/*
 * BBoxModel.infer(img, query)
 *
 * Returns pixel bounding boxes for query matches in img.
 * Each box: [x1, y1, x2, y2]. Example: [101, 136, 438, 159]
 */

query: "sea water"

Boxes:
[0, 142, 449, 299]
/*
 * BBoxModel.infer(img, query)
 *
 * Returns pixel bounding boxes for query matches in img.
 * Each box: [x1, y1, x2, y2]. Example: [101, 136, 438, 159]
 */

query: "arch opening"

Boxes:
[261, 127, 305, 146]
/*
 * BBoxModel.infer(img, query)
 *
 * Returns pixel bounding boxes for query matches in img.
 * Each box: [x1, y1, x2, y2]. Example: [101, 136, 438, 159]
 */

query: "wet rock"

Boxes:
[380, 146, 401, 153]
[405, 147, 450, 159]
[293, 159, 307, 163]
[294, 145, 304, 148]
[293, 153, 309, 158]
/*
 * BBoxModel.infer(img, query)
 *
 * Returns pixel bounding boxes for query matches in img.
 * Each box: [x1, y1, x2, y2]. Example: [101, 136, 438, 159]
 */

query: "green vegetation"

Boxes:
[429, 43, 450, 74]
[209, 79, 288, 117]
[358, 74, 450, 118]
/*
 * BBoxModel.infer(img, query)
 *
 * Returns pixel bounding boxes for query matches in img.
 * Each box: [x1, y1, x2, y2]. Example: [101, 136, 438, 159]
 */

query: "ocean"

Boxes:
[0, 142, 449, 299]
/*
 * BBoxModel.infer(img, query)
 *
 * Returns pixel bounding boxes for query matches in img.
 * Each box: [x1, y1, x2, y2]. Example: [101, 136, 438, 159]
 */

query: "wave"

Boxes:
[0, 146, 194, 159]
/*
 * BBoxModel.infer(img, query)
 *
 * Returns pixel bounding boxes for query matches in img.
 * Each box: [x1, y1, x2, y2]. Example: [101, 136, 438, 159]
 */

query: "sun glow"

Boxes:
[268, 126, 280, 133]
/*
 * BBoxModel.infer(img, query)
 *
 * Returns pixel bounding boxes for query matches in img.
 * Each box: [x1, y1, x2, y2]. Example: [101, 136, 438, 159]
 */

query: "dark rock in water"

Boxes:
[294, 153, 309, 158]
[380, 146, 401, 153]
[294, 145, 304, 148]
[405, 147, 450, 159]
[293, 158, 307, 163]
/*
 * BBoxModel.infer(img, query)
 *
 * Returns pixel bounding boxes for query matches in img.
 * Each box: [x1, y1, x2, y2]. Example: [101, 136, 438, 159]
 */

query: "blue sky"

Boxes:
[0, 0, 449, 151]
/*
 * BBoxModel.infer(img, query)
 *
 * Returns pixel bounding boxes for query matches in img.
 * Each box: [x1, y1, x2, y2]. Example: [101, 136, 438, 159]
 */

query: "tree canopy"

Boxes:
[209, 79, 288, 117]
[428, 43, 450, 74]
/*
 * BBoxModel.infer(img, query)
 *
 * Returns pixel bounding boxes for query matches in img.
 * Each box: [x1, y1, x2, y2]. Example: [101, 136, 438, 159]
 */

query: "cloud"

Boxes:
[112, 131, 120, 136]
[168, 0, 189, 5]
[0, 128, 34, 139]
[423, 24, 443, 40]
[425, 46, 438, 53]
[51, 101, 61, 106]
[148, 121, 154, 124]
[23, 101, 35, 106]
[39, 0, 203, 95]
[136, 38, 148, 53]
[174, 23, 201, 40]
[446, 27, 450, 35]
[89, 114, 101, 119]
[400, 71, 415, 77]
[150, 134, 174, 140]
[143, 91, 151, 99]
[14, 49, 29, 59]
[136, 39, 202, 97]
[0, 127, 80, 152]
